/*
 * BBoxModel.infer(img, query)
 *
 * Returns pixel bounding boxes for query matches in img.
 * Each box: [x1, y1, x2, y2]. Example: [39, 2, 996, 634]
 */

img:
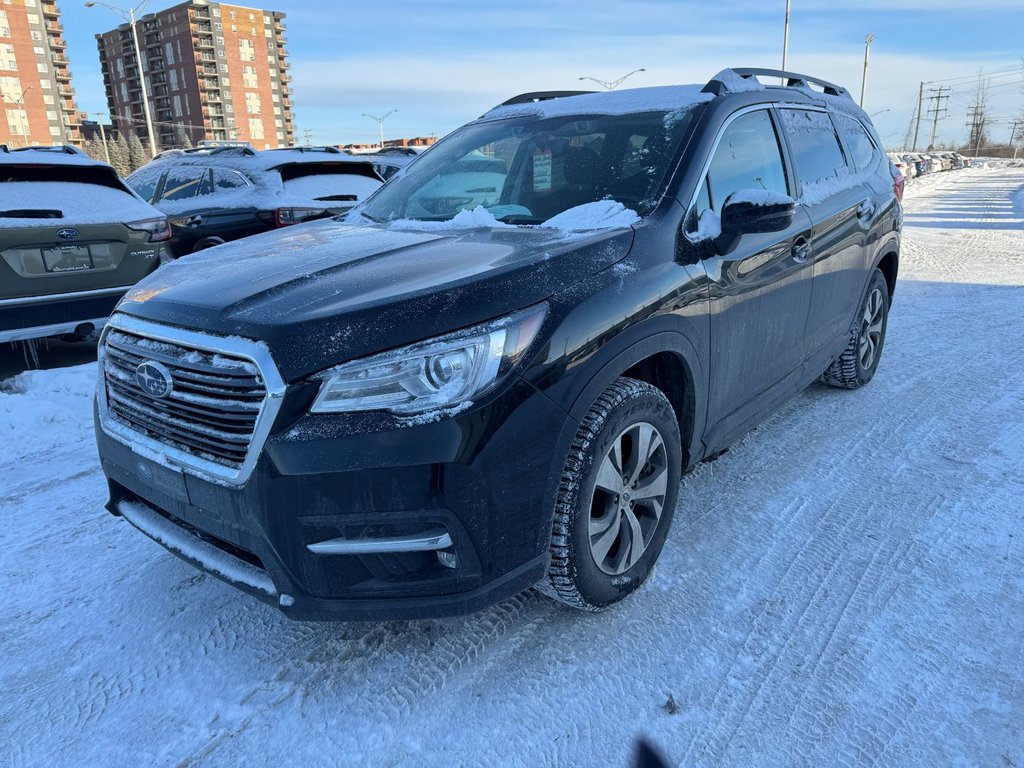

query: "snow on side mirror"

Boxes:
[715, 189, 797, 255]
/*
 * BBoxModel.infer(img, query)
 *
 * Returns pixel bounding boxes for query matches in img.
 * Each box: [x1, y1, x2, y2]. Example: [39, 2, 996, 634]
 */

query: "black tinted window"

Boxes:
[779, 109, 847, 186]
[702, 109, 789, 215]
[835, 114, 878, 171]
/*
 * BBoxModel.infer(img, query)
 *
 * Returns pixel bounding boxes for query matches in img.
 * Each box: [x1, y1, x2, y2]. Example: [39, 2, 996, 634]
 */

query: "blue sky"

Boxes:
[61, 0, 1024, 149]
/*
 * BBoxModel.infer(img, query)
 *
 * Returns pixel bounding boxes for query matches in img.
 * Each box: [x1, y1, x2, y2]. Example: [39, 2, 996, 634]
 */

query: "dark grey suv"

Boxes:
[95, 68, 902, 620]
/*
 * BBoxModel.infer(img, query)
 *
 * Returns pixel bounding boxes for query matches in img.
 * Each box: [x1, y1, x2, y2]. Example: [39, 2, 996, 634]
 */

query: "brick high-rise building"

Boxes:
[95, 1, 294, 151]
[0, 0, 81, 147]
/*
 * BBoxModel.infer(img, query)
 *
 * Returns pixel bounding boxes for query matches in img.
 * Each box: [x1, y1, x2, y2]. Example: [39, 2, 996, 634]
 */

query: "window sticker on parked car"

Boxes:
[533, 150, 552, 191]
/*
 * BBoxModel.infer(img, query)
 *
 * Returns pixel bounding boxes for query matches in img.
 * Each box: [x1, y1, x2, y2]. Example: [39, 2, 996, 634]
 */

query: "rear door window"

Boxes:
[779, 109, 848, 186]
[834, 114, 879, 171]
[159, 168, 213, 201]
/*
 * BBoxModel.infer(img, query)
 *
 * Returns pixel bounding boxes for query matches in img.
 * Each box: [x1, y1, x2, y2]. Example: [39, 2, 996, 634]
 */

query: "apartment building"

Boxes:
[0, 0, 81, 147]
[95, 0, 294, 151]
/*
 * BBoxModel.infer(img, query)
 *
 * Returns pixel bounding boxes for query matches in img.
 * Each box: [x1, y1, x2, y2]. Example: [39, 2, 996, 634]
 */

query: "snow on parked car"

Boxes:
[0, 145, 167, 344]
[126, 145, 384, 258]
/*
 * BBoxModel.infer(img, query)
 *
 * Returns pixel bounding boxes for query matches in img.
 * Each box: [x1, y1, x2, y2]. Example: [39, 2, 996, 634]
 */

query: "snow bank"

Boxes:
[389, 205, 513, 231]
[483, 85, 713, 121]
[0, 182, 160, 228]
[541, 200, 640, 232]
[0, 362, 96, 460]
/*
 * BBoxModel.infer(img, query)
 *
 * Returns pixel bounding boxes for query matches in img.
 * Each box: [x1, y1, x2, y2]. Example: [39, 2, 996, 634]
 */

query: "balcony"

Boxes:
[42, 4, 60, 19]
[51, 54, 69, 65]
[54, 68, 72, 82]
[45, 21, 63, 33]
[61, 102, 76, 113]
[194, 36, 214, 49]
[48, 37, 66, 50]
[193, 22, 212, 33]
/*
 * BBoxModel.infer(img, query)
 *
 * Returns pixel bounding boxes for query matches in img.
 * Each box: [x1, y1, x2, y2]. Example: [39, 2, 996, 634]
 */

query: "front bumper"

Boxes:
[95, 377, 574, 621]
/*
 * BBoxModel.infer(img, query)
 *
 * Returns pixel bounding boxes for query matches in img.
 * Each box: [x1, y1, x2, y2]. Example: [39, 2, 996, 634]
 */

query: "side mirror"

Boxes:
[720, 190, 797, 235]
[713, 189, 796, 255]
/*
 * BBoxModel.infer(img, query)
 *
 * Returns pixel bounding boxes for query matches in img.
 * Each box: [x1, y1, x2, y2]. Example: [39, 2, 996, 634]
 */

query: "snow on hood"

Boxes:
[541, 201, 640, 232]
[481, 85, 714, 121]
[389, 205, 514, 231]
[0, 181, 162, 227]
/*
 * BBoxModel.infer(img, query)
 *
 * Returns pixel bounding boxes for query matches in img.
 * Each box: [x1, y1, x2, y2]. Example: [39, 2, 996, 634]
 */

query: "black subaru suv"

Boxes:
[94, 68, 901, 621]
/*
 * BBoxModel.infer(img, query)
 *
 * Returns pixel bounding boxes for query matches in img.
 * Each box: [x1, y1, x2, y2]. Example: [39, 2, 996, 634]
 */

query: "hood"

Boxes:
[117, 217, 634, 380]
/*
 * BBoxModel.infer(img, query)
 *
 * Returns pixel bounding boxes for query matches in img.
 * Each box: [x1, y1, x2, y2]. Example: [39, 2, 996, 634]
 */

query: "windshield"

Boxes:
[359, 109, 698, 225]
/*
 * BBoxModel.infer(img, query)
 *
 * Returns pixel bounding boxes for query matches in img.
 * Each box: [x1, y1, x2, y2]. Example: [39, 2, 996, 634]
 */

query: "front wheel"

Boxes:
[538, 377, 681, 611]
[821, 269, 890, 389]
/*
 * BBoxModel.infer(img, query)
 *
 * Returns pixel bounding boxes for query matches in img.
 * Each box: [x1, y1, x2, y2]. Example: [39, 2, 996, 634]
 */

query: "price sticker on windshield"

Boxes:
[533, 151, 552, 191]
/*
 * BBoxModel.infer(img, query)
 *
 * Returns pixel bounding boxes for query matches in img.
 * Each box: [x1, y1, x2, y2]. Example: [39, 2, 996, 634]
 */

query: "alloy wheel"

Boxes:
[588, 421, 669, 575]
[858, 287, 885, 370]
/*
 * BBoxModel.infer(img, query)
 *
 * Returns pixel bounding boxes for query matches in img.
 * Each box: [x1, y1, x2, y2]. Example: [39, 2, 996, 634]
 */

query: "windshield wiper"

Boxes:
[495, 215, 545, 225]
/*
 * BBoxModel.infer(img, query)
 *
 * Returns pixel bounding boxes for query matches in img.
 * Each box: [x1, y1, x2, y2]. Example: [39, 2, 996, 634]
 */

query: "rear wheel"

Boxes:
[821, 269, 890, 389]
[538, 377, 681, 611]
[193, 236, 225, 252]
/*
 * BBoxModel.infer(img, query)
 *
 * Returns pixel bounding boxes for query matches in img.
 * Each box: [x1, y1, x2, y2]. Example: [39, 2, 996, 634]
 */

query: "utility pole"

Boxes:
[90, 112, 111, 164]
[1010, 119, 1022, 160]
[925, 86, 950, 150]
[302, 129, 313, 147]
[912, 81, 925, 151]
[859, 33, 875, 108]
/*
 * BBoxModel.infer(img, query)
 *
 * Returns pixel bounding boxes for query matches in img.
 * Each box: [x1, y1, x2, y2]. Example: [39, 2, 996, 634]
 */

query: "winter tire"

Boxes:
[538, 377, 682, 611]
[821, 268, 890, 389]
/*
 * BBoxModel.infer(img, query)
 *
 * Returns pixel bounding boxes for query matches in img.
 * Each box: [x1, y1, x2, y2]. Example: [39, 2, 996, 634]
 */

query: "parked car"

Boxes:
[0, 145, 167, 344]
[126, 145, 384, 258]
[95, 67, 901, 621]
[887, 152, 913, 181]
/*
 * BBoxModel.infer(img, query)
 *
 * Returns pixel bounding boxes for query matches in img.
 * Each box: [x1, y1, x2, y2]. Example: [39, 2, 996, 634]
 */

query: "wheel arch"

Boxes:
[566, 328, 707, 470]
[872, 234, 900, 301]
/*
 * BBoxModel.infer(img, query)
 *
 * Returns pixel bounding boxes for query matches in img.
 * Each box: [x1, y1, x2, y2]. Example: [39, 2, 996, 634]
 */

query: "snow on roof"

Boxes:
[709, 68, 766, 93]
[0, 147, 111, 169]
[481, 85, 714, 121]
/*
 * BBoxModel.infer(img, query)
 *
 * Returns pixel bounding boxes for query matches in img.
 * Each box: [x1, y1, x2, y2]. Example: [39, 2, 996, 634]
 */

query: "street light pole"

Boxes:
[782, 0, 791, 72]
[2, 86, 33, 147]
[578, 68, 646, 91]
[362, 110, 397, 148]
[860, 33, 875, 108]
[85, 1, 157, 157]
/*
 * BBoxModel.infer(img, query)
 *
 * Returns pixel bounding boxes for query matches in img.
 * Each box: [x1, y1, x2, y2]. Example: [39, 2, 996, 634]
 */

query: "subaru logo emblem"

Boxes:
[56, 228, 80, 240]
[135, 361, 174, 399]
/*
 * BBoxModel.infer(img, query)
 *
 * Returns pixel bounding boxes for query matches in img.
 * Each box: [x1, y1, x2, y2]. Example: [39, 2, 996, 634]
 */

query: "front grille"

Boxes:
[102, 327, 267, 469]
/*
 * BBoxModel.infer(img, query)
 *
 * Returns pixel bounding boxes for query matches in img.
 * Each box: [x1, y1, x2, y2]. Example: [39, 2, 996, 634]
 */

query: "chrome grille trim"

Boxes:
[97, 313, 287, 486]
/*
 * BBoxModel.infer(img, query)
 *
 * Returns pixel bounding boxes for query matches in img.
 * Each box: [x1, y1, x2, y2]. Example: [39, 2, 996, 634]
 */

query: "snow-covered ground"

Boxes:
[2, 168, 1023, 767]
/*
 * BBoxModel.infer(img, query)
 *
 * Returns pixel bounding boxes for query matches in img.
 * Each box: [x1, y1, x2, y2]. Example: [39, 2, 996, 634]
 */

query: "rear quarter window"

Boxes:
[834, 114, 879, 172]
[779, 109, 848, 186]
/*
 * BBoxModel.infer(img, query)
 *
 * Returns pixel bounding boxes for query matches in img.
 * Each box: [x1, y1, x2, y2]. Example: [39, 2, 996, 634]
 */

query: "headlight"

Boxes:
[311, 306, 547, 415]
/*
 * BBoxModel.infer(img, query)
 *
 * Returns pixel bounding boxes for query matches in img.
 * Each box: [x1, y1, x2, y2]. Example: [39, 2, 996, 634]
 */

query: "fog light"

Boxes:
[436, 548, 458, 569]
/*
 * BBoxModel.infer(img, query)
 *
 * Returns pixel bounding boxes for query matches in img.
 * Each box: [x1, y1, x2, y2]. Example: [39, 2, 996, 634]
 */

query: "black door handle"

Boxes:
[792, 236, 811, 263]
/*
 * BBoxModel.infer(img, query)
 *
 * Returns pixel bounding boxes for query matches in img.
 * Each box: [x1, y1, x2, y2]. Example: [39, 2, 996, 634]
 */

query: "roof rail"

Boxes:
[498, 90, 595, 107]
[703, 67, 852, 100]
[264, 146, 343, 154]
[179, 145, 257, 157]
